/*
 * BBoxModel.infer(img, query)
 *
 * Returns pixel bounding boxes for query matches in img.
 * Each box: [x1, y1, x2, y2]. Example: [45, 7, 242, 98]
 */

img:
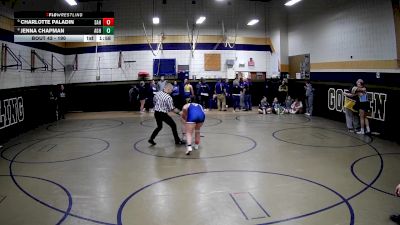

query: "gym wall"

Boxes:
[64, 41, 272, 83]
[288, 0, 397, 69]
[0, 3, 66, 90]
[0, 85, 58, 144]
[62, 0, 284, 82]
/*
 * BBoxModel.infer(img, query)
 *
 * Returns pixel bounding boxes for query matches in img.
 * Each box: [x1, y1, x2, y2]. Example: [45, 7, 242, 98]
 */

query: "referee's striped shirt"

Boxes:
[153, 91, 175, 113]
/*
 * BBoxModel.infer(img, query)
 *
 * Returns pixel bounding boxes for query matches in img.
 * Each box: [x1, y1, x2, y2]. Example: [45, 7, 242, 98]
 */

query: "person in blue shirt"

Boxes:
[215, 79, 226, 111]
[181, 102, 205, 155]
[171, 80, 181, 109]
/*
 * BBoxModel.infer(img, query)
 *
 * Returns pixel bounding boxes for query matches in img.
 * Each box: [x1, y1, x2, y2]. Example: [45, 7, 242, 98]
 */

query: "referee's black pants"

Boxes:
[150, 111, 180, 143]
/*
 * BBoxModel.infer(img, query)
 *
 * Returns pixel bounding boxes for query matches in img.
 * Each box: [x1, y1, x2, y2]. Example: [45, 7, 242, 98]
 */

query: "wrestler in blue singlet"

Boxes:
[186, 103, 205, 124]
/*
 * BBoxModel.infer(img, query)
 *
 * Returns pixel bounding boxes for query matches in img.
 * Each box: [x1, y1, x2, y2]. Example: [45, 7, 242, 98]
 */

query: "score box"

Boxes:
[102, 26, 114, 35]
[103, 18, 114, 26]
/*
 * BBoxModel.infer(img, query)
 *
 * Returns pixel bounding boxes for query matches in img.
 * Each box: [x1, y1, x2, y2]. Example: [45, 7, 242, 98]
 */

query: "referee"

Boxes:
[148, 83, 184, 145]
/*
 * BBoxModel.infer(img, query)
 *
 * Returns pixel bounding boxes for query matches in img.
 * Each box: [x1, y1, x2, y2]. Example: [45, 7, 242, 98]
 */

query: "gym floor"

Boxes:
[0, 111, 399, 225]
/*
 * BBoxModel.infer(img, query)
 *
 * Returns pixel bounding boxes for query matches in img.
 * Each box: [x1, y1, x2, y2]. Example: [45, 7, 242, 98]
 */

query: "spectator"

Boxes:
[147, 79, 158, 112]
[304, 80, 314, 116]
[198, 77, 211, 111]
[278, 80, 288, 102]
[233, 76, 239, 89]
[272, 97, 283, 114]
[243, 78, 252, 111]
[239, 77, 245, 110]
[343, 84, 360, 132]
[354, 79, 371, 134]
[284, 95, 293, 113]
[195, 81, 202, 103]
[128, 85, 139, 111]
[231, 80, 241, 112]
[150, 79, 158, 93]
[215, 79, 226, 111]
[138, 81, 147, 113]
[157, 76, 167, 92]
[58, 84, 67, 119]
[258, 96, 271, 114]
[48, 87, 58, 121]
[290, 98, 303, 114]
[171, 80, 181, 109]
[183, 78, 194, 104]
[224, 79, 231, 109]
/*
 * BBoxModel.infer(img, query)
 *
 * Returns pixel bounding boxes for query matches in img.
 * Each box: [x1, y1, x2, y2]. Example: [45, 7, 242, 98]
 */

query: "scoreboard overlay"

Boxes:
[14, 12, 114, 42]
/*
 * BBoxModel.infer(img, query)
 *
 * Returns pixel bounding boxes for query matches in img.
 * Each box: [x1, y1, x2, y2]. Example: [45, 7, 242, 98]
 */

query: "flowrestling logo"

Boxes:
[327, 88, 387, 121]
[0, 97, 24, 130]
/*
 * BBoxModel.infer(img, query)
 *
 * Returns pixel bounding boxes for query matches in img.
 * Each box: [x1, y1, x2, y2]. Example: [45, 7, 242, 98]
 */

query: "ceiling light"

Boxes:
[196, 16, 206, 24]
[247, 19, 259, 26]
[65, 0, 77, 6]
[152, 17, 160, 24]
[285, 0, 302, 6]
